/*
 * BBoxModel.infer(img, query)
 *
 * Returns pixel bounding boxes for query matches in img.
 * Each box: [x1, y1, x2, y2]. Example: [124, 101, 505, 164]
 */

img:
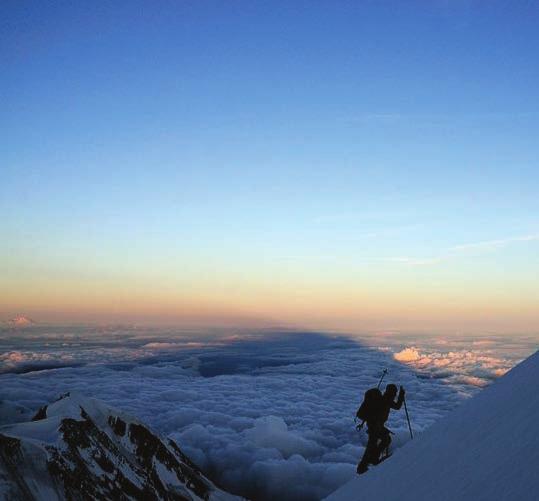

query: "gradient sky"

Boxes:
[1, 1, 538, 333]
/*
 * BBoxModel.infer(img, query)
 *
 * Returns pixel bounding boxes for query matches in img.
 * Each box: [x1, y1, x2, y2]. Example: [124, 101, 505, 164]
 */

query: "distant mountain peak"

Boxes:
[7, 315, 35, 326]
[0, 392, 240, 500]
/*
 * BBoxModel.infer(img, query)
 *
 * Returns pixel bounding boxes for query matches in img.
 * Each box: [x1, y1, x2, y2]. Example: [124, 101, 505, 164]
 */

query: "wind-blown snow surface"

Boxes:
[1, 326, 537, 500]
[326, 350, 539, 501]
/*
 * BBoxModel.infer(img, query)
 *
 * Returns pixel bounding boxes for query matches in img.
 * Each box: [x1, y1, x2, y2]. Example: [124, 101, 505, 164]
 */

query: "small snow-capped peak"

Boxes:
[7, 315, 35, 326]
[36, 391, 147, 433]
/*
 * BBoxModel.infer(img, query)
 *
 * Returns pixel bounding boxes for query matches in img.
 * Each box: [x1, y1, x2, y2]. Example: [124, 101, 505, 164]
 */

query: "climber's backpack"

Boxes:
[356, 387, 383, 424]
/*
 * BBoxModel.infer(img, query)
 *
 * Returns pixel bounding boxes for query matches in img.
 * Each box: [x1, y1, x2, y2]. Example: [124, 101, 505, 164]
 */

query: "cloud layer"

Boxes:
[0, 326, 536, 500]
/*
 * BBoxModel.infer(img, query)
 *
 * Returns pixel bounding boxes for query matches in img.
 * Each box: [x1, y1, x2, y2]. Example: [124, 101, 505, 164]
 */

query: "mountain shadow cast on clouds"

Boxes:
[1, 328, 484, 500]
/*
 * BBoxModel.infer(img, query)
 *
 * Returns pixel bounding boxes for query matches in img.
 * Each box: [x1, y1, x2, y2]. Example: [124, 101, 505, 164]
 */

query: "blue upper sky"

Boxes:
[1, 1, 538, 331]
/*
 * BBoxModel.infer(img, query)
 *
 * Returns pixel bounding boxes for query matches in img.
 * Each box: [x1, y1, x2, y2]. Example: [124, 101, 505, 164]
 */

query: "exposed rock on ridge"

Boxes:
[0, 392, 240, 501]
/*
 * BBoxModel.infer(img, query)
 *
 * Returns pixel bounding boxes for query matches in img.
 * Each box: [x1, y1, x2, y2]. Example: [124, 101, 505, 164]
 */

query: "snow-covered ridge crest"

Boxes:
[0, 392, 240, 501]
[326, 349, 539, 501]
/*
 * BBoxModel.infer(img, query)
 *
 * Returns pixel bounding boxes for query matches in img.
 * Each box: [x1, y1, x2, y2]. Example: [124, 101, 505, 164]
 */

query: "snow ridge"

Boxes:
[326, 350, 539, 501]
[0, 392, 240, 501]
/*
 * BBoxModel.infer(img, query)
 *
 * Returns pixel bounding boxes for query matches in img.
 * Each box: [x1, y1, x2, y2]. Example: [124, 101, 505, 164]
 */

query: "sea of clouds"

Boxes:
[0, 325, 537, 500]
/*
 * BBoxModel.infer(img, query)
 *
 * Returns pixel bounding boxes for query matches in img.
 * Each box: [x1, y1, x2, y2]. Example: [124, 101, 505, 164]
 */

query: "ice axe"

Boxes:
[403, 396, 414, 440]
[377, 368, 388, 389]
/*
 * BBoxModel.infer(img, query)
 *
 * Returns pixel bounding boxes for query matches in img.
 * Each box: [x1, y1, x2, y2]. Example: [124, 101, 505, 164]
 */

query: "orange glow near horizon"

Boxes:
[2, 268, 538, 334]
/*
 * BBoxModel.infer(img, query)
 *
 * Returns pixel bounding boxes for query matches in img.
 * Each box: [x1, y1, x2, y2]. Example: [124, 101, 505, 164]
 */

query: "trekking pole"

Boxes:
[403, 397, 414, 440]
[377, 368, 388, 389]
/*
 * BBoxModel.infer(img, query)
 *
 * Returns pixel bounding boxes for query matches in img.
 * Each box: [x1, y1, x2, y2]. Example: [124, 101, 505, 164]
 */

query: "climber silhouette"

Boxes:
[356, 383, 405, 474]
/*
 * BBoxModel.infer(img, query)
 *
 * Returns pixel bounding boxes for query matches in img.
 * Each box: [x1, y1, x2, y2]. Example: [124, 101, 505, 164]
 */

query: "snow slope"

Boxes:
[326, 349, 539, 501]
[0, 392, 240, 501]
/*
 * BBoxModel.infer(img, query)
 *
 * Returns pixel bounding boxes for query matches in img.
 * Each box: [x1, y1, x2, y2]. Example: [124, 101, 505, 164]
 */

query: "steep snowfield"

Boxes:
[0, 392, 240, 501]
[326, 349, 539, 501]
